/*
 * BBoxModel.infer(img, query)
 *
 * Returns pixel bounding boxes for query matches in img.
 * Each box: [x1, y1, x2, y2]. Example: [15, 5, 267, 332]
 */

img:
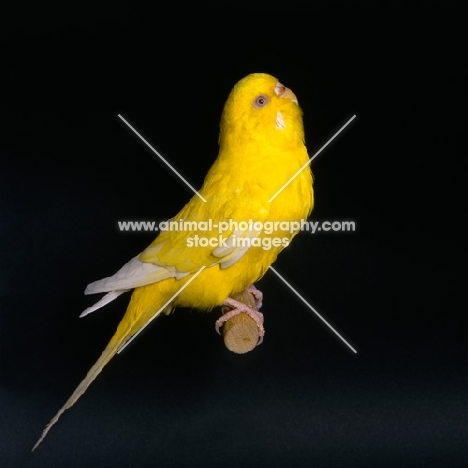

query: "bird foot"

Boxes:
[246, 284, 263, 309]
[215, 297, 265, 345]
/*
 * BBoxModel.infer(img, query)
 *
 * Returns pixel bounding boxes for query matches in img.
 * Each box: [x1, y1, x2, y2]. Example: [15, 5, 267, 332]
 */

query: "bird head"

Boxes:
[219, 73, 305, 148]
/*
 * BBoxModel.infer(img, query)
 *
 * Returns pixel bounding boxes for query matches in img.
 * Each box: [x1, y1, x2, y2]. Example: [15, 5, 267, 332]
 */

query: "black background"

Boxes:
[1, 9, 465, 468]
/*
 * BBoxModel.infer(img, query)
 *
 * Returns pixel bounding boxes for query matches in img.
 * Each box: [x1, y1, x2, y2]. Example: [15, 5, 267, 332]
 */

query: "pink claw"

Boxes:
[215, 297, 265, 345]
[246, 284, 263, 310]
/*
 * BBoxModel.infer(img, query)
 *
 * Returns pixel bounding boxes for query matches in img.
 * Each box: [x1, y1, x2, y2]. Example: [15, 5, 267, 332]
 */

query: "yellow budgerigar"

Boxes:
[33, 73, 314, 450]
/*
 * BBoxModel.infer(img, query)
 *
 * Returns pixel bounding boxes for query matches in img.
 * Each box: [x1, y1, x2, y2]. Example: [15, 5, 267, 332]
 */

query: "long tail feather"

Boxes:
[32, 342, 121, 451]
[32, 282, 176, 451]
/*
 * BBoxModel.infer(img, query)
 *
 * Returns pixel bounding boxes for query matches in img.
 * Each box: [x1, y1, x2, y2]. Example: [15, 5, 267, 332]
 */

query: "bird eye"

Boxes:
[253, 95, 269, 109]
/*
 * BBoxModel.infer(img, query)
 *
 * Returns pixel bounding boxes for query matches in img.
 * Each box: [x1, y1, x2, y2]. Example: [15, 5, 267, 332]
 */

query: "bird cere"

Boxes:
[33, 73, 314, 450]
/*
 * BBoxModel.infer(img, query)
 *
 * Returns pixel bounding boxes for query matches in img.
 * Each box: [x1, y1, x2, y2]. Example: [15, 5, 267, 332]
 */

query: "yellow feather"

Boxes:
[33, 73, 313, 450]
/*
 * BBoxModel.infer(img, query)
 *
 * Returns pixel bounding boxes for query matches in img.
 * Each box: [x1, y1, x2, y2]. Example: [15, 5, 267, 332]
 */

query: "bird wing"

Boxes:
[83, 224, 260, 295]
[81, 187, 269, 315]
[139, 184, 270, 271]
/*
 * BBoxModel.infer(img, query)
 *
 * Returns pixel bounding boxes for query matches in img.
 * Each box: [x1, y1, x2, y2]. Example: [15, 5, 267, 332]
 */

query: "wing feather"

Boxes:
[84, 255, 189, 295]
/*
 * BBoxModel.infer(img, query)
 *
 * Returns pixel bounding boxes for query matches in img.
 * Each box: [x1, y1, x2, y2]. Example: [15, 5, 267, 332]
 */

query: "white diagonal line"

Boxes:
[118, 114, 207, 202]
[269, 266, 357, 353]
[268, 115, 357, 202]
[117, 266, 206, 353]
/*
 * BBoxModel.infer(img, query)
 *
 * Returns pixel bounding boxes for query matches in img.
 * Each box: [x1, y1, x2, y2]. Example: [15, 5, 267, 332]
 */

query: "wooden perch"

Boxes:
[221, 290, 261, 354]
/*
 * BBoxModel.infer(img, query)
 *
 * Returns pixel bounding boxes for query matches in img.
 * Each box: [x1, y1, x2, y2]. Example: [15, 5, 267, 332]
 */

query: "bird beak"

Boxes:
[274, 81, 298, 104]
